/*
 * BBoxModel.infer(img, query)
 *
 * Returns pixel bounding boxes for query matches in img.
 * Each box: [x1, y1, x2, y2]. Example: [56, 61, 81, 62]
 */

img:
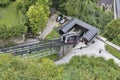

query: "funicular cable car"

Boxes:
[61, 32, 79, 44]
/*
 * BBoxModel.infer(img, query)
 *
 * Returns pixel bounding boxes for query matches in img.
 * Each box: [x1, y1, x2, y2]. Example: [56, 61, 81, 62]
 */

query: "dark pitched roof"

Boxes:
[100, 0, 113, 5]
[58, 18, 99, 42]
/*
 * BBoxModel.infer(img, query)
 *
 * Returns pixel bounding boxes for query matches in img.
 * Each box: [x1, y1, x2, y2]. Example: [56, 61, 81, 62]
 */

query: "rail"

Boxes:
[0, 39, 60, 56]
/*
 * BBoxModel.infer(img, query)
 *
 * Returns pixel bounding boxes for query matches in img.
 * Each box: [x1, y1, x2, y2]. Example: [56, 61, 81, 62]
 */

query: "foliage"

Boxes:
[15, 0, 50, 35]
[0, 0, 50, 39]
[104, 19, 120, 46]
[90, 0, 99, 3]
[0, 54, 63, 80]
[62, 56, 120, 80]
[0, 20, 27, 40]
[15, 0, 37, 14]
[62, 0, 113, 30]
[53, 0, 113, 30]
[0, 54, 120, 79]
[112, 34, 120, 46]
[15, 0, 52, 14]
[0, 0, 10, 7]
[45, 54, 59, 61]
[38, 58, 63, 80]
[26, 0, 49, 35]
[52, 0, 67, 13]
[0, 2, 27, 40]
[105, 45, 120, 59]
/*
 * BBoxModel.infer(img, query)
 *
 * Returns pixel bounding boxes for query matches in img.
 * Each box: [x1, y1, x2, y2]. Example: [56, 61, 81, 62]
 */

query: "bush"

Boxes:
[104, 19, 120, 41]
[112, 34, 120, 46]
[0, 0, 10, 7]
[62, 56, 120, 80]
[0, 22, 27, 40]
[55, 0, 113, 30]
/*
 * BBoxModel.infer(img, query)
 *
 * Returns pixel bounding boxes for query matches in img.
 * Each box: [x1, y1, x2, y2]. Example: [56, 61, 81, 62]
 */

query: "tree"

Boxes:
[15, 0, 37, 14]
[26, 0, 49, 35]
[104, 19, 120, 41]
[57, 0, 113, 30]
[112, 34, 120, 46]
[15, 0, 50, 35]
[0, 54, 63, 80]
[62, 56, 120, 80]
[0, 20, 27, 40]
[0, 0, 10, 7]
[38, 58, 63, 80]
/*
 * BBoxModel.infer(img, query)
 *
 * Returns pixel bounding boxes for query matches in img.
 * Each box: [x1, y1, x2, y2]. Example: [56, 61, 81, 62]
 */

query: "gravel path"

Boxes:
[39, 14, 59, 39]
[55, 39, 120, 66]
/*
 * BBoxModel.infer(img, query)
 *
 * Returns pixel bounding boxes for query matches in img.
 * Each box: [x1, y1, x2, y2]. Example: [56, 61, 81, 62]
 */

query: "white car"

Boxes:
[60, 18, 66, 24]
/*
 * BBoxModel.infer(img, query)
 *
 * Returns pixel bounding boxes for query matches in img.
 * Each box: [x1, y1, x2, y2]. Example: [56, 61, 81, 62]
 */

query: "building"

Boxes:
[98, 0, 113, 12]
[58, 18, 99, 45]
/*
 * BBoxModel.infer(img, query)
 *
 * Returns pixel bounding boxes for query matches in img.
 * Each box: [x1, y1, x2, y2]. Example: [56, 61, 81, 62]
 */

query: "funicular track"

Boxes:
[0, 39, 61, 56]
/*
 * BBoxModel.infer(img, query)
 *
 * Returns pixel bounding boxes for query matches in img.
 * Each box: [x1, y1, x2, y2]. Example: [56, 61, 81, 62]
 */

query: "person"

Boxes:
[99, 49, 102, 53]
[80, 46, 82, 49]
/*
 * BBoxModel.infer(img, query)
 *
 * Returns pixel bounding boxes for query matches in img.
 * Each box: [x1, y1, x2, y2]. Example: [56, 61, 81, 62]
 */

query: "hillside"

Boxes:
[62, 56, 120, 80]
[0, 54, 120, 80]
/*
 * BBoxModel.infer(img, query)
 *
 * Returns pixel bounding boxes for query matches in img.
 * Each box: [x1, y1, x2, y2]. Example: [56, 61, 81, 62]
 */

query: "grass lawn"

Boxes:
[105, 44, 120, 59]
[25, 53, 59, 61]
[46, 27, 60, 40]
[45, 54, 59, 61]
[0, 2, 18, 25]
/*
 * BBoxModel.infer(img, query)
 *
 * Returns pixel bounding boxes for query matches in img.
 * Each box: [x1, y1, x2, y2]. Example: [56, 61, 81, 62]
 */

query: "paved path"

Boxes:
[97, 36, 120, 51]
[39, 14, 59, 39]
[55, 39, 120, 66]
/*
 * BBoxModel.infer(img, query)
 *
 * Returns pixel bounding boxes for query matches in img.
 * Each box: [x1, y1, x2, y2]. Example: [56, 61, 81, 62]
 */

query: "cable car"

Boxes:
[61, 32, 79, 44]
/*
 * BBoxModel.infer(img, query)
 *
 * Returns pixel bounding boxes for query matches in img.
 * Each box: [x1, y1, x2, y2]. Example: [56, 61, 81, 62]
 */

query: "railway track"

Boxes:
[0, 39, 61, 56]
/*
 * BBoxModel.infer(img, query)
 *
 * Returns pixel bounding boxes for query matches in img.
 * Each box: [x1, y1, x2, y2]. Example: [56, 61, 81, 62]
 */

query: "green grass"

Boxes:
[46, 27, 60, 39]
[44, 54, 59, 61]
[105, 44, 120, 59]
[0, 2, 18, 25]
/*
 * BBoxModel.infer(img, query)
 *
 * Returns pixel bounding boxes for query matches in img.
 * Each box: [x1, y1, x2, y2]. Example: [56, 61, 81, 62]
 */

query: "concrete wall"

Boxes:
[58, 44, 75, 57]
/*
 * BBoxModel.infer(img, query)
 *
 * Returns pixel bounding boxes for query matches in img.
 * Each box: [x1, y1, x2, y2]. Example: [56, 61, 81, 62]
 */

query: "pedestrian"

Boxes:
[99, 49, 102, 53]
[80, 46, 82, 49]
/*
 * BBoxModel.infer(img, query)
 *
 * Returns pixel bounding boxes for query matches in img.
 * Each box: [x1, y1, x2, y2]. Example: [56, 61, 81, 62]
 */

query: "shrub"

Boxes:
[0, 0, 10, 7]
[0, 22, 27, 40]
